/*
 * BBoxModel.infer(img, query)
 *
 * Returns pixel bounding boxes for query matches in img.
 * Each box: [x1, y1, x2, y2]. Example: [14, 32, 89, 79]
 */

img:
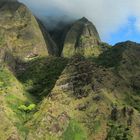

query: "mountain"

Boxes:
[63, 17, 105, 57]
[26, 41, 140, 140]
[41, 17, 110, 57]
[0, 0, 48, 69]
[0, 1, 140, 140]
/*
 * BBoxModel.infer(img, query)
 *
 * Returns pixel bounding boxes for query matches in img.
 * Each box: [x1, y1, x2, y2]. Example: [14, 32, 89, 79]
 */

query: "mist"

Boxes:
[19, 0, 140, 44]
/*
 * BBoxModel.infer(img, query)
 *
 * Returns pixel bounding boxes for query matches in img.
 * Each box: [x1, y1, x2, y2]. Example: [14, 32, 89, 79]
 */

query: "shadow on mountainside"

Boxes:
[16, 56, 68, 102]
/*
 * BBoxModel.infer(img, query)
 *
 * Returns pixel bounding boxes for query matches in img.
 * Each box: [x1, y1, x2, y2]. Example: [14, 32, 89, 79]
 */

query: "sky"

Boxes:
[19, 0, 140, 45]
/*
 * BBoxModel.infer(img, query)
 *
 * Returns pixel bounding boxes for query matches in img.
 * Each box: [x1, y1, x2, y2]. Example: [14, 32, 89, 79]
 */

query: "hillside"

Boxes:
[26, 42, 140, 140]
[0, 1, 140, 140]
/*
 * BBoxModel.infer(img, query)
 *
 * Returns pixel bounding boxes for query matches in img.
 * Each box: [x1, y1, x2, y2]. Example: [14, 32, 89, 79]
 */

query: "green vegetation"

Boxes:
[0, 65, 32, 139]
[0, 4, 140, 139]
[125, 92, 140, 112]
[97, 46, 125, 68]
[18, 104, 36, 112]
[17, 57, 68, 100]
[0, 35, 4, 46]
[0, 66, 11, 89]
[0, 57, 68, 139]
[106, 121, 132, 140]
[92, 120, 101, 133]
[62, 120, 87, 140]
[6, 94, 36, 137]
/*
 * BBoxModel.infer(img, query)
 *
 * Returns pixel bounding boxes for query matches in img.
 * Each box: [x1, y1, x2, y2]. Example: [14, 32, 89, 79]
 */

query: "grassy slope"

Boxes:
[0, 56, 68, 139]
[0, 64, 33, 140]
[27, 42, 140, 140]
[0, 41, 140, 140]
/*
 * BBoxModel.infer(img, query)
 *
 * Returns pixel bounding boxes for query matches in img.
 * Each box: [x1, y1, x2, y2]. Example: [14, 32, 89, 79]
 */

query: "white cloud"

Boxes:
[19, 0, 140, 40]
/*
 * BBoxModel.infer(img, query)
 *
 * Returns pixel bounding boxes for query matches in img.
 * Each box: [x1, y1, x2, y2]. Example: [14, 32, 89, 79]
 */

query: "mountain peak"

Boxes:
[79, 17, 89, 22]
[63, 17, 102, 57]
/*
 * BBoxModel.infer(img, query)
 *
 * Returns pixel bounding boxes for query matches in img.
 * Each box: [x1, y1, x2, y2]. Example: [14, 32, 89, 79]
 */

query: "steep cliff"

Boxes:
[0, 0, 48, 67]
[62, 17, 103, 57]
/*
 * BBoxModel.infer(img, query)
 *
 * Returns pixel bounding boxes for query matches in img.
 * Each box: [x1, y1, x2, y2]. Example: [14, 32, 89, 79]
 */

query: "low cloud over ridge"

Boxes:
[19, 0, 140, 43]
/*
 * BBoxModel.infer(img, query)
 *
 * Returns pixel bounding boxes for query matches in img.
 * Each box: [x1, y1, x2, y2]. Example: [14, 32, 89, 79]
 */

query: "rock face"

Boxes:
[63, 17, 101, 57]
[0, 0, 48, 65]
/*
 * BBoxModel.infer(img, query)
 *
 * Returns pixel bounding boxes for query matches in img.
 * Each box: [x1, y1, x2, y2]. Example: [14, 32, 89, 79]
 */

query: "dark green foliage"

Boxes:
[97, 41, 140, 78]
[0, 35, 4, 46]
[106, 121, 132, 140]
[17, 57, 68, 101]
[125, 92, 140, 112]
[111, 104, 118, 121]
[97, 46, 125, 68]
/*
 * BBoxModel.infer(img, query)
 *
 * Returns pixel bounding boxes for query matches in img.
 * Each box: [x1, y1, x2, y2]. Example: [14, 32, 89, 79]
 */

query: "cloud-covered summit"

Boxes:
[19, 0, 140, 44]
